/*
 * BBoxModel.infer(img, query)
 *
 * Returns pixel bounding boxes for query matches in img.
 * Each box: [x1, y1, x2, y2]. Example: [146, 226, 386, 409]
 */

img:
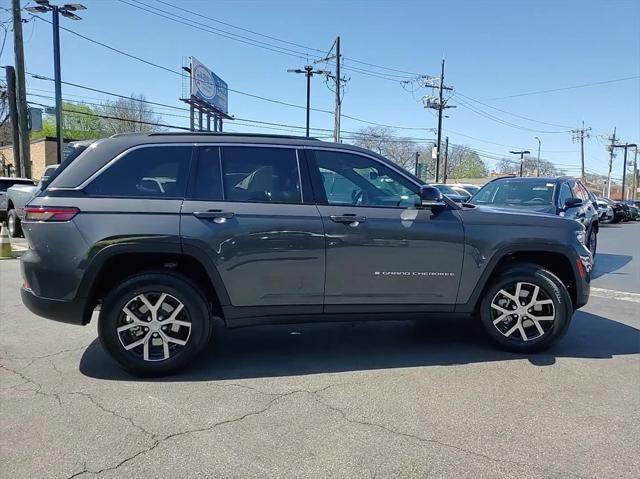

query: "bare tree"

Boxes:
[352, 126, 425, 171]
[496, 157, 563, 177]
[100, 93, 163, 135]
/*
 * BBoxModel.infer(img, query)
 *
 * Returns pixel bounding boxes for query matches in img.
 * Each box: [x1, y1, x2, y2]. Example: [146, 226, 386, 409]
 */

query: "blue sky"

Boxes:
[2, 0, 639, 178]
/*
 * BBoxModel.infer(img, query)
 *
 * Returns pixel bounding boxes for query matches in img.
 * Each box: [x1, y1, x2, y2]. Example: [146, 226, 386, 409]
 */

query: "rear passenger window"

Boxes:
[221, 146, 301, 203]
[85, 146, 191, 198]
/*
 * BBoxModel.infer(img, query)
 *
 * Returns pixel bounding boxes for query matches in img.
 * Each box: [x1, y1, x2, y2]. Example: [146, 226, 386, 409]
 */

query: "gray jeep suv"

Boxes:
[19, 133, 592, 376]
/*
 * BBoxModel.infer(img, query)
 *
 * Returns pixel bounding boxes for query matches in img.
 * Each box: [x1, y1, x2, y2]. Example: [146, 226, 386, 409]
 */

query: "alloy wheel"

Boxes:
[117, 292, 192, 361]
[7, 213, 15, 236]
[490, 281, 555, 342]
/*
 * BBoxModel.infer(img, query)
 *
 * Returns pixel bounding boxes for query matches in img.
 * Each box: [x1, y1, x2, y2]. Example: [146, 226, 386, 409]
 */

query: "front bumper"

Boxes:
[21, 287, 87, 325]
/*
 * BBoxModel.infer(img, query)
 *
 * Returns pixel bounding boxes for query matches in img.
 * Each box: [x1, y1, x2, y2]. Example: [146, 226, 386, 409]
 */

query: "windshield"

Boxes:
[470, 180, 556, 207]
[433, 184, 458, 195]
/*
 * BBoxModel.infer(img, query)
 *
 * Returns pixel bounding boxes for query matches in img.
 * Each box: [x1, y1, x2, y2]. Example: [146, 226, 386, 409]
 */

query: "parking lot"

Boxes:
[1, 221, 638, 478]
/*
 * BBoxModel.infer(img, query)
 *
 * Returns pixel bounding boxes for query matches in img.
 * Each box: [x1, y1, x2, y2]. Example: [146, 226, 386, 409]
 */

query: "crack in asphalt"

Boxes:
[311, 394, 590, 479]
[0, 345, 91, 361]
[64, 385, 339, 478]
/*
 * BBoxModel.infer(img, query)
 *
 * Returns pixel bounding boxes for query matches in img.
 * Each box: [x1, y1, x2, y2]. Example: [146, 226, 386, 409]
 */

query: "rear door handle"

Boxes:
[193, 210, 235, 223]
[330, 214, 366, 225]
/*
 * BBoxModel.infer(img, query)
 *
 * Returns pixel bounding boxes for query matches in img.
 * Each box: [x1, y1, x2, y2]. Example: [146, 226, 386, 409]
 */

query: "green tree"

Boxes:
[448, 148, 488, 179]
[31, 102, 104, 141]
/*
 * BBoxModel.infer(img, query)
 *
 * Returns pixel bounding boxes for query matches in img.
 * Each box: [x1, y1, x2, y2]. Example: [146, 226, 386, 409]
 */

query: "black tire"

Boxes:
[587, 226, 597, 257]
[98, 272, 213, 377]
[7, 209, 23, 238]
[479, 263, 573, 353]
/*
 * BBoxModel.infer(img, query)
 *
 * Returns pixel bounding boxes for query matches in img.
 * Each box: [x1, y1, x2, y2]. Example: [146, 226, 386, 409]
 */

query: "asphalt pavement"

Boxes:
[1, 222, 639, 478]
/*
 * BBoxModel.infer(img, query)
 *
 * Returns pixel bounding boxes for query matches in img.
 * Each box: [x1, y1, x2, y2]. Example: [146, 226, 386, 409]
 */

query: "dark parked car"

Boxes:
[470, 176, 599, 256]
[429, 183, 467, 203]
[20, 133, 592, 376]
[623, 201, 639, 220]
[601, 198, 629, 223]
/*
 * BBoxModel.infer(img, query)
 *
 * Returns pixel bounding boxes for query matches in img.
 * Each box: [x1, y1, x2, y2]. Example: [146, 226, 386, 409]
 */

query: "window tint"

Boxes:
[558, 183, 573, 207]
[313, 150, 419, 208]
[85, 146, 191, 198]
[221, 146, 301, 203]
[0, 179, 35, 191]
[471, 180, 555, 206]
[192, 147, 223, 200]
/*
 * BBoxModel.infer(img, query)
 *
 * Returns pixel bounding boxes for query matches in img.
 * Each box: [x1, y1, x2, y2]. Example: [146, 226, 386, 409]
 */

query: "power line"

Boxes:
[453, 94, 571, 134]
[483, 76, 640, 101]
[150, 0, 422, 77]
[452, 91, 574, 129]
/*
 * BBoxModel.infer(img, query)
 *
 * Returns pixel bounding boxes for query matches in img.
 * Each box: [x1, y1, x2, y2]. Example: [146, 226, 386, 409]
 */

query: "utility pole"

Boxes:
[612, 143, 638, 201]
[534, 136, 541, 176]
[11, 0, 31, 177]
[606, 128, 617, 198]
[632, 146, 638, 201]
[572, 121, 592, 180]
[334, 36, 341, 142]
[314, 37, 346, 142]
[443, 136, 449, 183]
[510, 150, 530, 177]
[423, 59, 454, 183]
[5, 66, 21, 176]
[287, 65, 330, 137]
[414, 151, 420, 178]
[26, 1, 87, 163]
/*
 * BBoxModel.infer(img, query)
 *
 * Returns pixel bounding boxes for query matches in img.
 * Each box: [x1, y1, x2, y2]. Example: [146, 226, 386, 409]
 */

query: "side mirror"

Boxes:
[564, 197, 583, 210]
[418, 185, 445, 208]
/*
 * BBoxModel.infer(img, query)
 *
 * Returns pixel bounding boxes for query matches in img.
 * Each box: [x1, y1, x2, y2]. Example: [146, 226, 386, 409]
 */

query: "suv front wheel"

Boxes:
[480, 263, 572, 353]
[99, 273, 213, 376]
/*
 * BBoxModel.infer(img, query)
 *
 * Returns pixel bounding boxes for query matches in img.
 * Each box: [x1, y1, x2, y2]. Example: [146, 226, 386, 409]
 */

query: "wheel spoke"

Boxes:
[498, 288, 517, 302]
[533, 299, 553, 307]
[117, 322, 137, 333]
[518, 324, 528, 341]
[143, 340, 150, 361]
[124, 333, 149, 351]
[492, 313, 509, 326]
[528, 285, 540, 306]
[531, 317, 545, 337]
[122, 306, 145, 324]
[167, 319, 191, 328]
[530, 315, 554, 321]
[515, 282, 523, 302]
[165, 335, 187, 346]
[137, 294, 155, 314]
[504, 323, 519, 337]
[162, 337, 170, 360]
[165, 303, 184, 322]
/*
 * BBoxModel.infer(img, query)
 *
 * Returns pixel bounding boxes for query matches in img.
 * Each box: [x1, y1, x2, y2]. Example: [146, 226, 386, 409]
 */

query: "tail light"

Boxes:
[24, 206, 80, 222]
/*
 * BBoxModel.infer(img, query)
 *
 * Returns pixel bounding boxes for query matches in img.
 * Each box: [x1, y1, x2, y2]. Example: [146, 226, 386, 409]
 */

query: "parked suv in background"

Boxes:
[20, 133, 592, 376]
[470, 176, 599, 256]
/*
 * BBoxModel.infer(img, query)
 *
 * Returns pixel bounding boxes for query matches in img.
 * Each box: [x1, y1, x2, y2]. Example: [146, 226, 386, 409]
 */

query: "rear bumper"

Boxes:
[21, 287, 87, 325]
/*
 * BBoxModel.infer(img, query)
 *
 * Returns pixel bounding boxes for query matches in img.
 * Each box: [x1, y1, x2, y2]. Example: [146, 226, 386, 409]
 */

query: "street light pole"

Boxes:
[288, 65, 330, 137]
[534, 137, 541, 177]
[26, 1, 86, 164]
[510, 150, 531, 177]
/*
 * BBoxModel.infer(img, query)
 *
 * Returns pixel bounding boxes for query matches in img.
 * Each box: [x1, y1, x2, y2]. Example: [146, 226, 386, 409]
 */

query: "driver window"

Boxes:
[313, 150, 419, 208]
[558, 183, 573, 207]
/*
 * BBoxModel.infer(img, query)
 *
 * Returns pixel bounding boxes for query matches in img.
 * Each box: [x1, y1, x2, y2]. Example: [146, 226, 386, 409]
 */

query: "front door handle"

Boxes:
[330, 214, 366, 225]
[193, 210, 235, 223]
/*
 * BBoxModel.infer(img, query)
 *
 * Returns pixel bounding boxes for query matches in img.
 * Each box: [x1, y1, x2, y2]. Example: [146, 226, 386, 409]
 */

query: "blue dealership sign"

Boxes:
[191, 57, 228, 115]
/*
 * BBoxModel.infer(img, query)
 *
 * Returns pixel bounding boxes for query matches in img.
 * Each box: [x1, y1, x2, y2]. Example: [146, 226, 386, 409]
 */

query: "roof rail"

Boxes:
[146, 132, 321, 141]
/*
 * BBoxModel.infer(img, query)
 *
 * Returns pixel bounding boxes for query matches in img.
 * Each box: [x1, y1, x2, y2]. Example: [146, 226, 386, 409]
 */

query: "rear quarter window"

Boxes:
[84, 146, 192, 198]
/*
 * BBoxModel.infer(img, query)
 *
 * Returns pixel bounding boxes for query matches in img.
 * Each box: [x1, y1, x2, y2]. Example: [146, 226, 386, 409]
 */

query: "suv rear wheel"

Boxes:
[98, 273, 213, 376]
[479, 263, 572, 353]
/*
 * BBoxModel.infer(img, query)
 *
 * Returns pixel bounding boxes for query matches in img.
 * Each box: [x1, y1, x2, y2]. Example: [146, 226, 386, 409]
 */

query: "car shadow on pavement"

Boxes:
[79, 310, 640, 382]
[592, 253, 633, 279]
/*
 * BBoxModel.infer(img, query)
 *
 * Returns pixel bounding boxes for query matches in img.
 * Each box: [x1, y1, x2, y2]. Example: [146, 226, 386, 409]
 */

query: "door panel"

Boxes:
[319, 205, 464, 305]
[181, 145, 325, 310]
[308, 148, 464, 307]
